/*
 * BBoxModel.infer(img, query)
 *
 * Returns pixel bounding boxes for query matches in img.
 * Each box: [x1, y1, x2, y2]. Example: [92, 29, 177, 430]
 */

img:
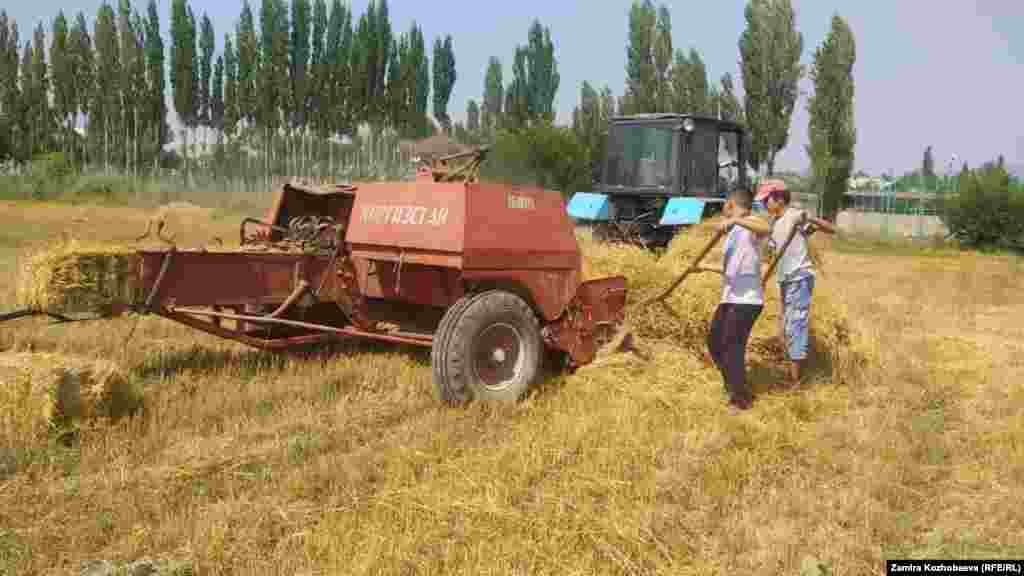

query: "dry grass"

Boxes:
[0, 200, 1022, 574]
[0, 352, 142, 442]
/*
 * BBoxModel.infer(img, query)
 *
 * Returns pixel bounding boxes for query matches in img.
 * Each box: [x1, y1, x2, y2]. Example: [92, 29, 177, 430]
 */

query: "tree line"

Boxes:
[3, 0, 860, 217]
[0, 0, 460, 188]
[458, 0, 856, 220]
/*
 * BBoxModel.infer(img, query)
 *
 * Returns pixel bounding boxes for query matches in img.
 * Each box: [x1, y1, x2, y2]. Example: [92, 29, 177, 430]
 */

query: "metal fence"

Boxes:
[779, 187, 952, 240]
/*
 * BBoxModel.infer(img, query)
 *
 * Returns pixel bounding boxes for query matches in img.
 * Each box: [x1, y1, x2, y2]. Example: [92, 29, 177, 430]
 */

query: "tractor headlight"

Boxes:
[682, 118, 695, 133]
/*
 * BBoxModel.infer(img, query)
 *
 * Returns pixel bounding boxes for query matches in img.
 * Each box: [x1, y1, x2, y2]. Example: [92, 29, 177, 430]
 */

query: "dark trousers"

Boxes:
[707, 302, 763, 406]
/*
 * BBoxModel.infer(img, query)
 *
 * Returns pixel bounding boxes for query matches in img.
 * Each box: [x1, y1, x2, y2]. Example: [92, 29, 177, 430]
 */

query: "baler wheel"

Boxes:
[435, 290, 542, 405]
[432, 291, 488, 405]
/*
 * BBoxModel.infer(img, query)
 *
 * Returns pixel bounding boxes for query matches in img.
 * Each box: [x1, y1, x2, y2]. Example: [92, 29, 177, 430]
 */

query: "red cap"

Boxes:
[756, 179, 787, 203]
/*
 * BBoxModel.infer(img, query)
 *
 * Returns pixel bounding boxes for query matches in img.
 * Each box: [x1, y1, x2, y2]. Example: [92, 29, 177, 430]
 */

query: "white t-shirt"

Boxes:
[720, 224, 764, 305]
[768, 208, 814, 284]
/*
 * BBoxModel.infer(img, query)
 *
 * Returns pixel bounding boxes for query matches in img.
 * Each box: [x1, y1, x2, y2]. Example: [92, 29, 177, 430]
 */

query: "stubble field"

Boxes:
[0, 198, 1022, 575]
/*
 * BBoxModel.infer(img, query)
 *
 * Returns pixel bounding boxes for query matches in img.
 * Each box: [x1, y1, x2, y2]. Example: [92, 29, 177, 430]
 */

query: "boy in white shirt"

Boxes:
[755, 179, 836, 387]
[697, 187, 771, 410]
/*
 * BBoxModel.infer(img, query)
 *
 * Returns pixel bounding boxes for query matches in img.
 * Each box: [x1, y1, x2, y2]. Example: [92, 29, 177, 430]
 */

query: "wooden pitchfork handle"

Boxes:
[638, 226, 728, 307]
[761, 212, 808, 287]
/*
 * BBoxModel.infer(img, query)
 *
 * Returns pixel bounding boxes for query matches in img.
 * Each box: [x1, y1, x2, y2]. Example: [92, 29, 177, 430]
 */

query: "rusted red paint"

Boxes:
[264, 182, 357, 238]
[137, 249, 338, 307]
[351, 258, 461, 308]
[541, 276, 628, 366]
[128, 175, 628, 372]
[460, 269, 579, 322]
[163, 308, 433, 348]
[344, 181, 467, 253]
[463, 182, 580, 271]
[162, 309, 338, 349]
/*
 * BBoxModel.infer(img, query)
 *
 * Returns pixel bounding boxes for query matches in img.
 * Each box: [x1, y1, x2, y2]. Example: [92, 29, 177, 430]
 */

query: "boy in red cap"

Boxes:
[755, 179, 836, 387]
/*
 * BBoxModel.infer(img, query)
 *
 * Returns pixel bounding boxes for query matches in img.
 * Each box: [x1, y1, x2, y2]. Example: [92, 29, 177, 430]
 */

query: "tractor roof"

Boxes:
[609, 113, 745, 133]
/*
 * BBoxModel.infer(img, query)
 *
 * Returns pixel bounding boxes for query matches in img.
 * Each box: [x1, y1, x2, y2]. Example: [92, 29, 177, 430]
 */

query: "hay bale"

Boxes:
[14, 237, 139, 315]
[578, 219, 872, 381]
[0, 352, 142, 440]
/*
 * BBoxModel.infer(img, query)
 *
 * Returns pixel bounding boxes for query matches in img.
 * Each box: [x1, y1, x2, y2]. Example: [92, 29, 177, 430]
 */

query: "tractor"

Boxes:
[567, 113, 750, 249]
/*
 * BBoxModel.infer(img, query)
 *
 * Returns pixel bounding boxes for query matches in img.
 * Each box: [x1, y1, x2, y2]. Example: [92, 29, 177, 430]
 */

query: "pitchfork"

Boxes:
[595, 212, 812, 362]
[595, 225, 728, 361]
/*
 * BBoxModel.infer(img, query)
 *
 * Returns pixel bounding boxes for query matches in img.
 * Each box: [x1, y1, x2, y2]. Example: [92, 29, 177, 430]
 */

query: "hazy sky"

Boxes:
[5, 0, 1022, 174]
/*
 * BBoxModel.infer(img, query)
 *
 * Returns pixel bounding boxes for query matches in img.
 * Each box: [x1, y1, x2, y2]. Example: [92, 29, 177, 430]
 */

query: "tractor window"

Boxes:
[685, 124, 719, 197]
[718, 130, 740, 196]
[604, 125, 674, 188]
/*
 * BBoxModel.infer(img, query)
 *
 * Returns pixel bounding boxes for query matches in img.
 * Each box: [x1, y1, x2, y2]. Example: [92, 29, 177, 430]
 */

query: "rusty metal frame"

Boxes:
[429, 146, 490, 183]
[143, 246, 176, 312]
[240, 217, 289, 245]
[162, 306, 433, 348]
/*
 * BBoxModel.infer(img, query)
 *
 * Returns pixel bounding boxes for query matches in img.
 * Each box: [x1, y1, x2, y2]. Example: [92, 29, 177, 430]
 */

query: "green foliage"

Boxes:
[211, 54, 224, 132]
[739, 0, 804, 175]
[50, 12, 72, 152]
[144, 0, 167, 153]
[501, 20, 559, 128]
[669, 48, 710, 115]
[807, 13, 856, 221]
[466, 99, 479, 134]
[198, 13, 214, 127]
[717, 73, 743, 123]
[625, 0, 657, 114]
[481, 122, 590, 198]
[170, 0, 193, 128]
[309, 0, 326, 135]
[93, 3, 122, 160]
[28, 152, 73, 198]
[374, 0, 392, 123]
[412, 26, 430, 135]
[921, 145, 937, 190]
[653, 6, 672, 111]
[572, 81, 614, 184]
[526, 20, 559, 120]
[289, 0, 309, 128]
[431, 35, 455, 131]
[941, 162, 1024, 248]
[222, 34, 238, 139]
[482, 56, 503, 134]
[235, 1, 257, 125]
[505, 47, 529, 128]
[0, 13, 19, 162]
[323, 0, 345, 135]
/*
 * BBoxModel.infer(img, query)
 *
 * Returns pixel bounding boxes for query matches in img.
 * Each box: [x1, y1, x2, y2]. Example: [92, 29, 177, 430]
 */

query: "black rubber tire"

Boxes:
[439, 290, 543, 405]
[431, 290, 489, 405]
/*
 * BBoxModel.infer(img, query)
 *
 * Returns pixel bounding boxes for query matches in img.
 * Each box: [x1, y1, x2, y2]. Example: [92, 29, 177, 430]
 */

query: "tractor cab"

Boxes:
[568, 114, 749, 248]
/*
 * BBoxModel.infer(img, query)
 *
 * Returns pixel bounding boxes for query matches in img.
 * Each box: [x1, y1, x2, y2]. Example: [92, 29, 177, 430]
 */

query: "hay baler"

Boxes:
[567, 113, 750, 249]
[114, 148, 626, 405]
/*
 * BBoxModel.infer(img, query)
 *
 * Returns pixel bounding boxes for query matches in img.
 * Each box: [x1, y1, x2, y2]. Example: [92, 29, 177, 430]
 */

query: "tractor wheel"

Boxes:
[436, 290, 543, 405]
[432, 291, 488, 405]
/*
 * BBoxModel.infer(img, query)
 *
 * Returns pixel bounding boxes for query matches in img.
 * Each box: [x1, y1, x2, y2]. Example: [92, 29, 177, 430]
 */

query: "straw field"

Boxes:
[0, 198, 1022, 575]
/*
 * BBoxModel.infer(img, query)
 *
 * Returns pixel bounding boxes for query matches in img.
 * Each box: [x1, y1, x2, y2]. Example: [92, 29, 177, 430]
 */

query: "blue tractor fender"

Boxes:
[658, 197, 710, 226]
[567, 192, 611, 222]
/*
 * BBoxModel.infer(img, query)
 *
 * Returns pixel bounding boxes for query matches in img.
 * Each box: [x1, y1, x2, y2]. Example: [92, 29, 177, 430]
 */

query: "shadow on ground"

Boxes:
[131, 338, 432, 380]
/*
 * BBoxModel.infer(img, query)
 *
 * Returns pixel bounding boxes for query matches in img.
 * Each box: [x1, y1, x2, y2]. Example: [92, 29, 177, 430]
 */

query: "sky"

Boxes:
[5, 0, 1023, 175]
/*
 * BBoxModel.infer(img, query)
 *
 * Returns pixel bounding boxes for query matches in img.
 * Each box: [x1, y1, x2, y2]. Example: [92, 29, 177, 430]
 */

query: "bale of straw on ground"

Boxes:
[578, 218, 871, 384]
[0, 352, 142, 440]
[14, 237, 141, 315]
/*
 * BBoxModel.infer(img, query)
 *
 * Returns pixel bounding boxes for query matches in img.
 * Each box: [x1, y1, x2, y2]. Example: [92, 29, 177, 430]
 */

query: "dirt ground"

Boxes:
[1, 201, 1022, 575]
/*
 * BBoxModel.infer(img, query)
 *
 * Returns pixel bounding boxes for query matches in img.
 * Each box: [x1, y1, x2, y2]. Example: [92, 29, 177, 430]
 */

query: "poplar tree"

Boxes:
[807, 13, 856, 219]
[739, 0, 803, 175]
[145, 0, 167, 170]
